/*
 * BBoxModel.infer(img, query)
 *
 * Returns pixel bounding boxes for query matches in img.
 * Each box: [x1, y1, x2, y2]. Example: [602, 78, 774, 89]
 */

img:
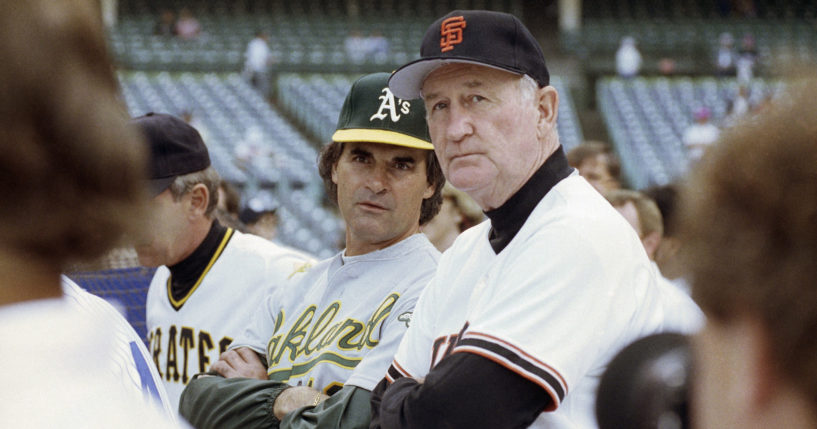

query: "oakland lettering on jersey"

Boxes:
[147, 326, 232, 384]
[266, 293, 399, 381]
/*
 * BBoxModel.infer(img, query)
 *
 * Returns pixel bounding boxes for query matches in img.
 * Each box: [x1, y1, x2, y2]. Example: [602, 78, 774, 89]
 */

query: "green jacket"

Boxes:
[179, 376, 372, 429]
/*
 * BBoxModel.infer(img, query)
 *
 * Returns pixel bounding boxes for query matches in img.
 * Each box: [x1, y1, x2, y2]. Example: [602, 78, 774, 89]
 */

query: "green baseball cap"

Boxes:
[332, 72, 433, 150]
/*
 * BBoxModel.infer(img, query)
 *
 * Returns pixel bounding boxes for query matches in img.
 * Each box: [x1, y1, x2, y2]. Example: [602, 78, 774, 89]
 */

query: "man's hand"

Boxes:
[210, 347, 268, 380]
[272, 386, 329, 419]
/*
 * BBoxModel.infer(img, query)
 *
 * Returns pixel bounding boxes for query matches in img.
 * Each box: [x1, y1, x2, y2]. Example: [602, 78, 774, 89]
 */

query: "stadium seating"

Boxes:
[276, 73, 585, 151]
[111, 0, 524, 72]
[119, 70, 343, 258]
[597, 76, 782, 189]
[561, 0, 815, 76]
[67, 267, 157, 343]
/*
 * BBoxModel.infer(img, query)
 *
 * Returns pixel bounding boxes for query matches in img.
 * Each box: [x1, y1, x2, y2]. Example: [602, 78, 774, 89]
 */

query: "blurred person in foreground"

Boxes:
[0, 1, 180, 426]
[683, 106, 720, 163]
[679, 75, 817, 429]
[567, 141, 622, 194]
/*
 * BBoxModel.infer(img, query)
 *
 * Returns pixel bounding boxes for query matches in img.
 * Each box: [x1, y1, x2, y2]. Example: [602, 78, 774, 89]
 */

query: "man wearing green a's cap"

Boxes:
[179, 73, 446, 429]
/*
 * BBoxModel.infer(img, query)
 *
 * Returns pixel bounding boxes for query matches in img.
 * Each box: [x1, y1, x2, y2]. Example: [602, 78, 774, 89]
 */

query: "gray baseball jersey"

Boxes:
[232, 233, 439, 393]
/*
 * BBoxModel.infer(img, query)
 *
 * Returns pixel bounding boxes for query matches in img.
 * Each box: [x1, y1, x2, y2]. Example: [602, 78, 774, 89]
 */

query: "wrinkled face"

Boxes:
[577, 154, 618, 194]
[422, 64, 553, 210]
[332, 142, 434, 256]
[134, 189, 190, 267]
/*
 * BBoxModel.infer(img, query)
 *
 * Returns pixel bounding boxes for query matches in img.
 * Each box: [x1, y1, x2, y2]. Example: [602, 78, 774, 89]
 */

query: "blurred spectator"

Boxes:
[715, 32, 737, 76]
[174, 8, 201, 41]
[682, 107, 720, 163]
[658, 57, 677, 76]
[238, 196, 279, 242]
[344, 30, 367, 63]
[642, 184, 688, 293]
[615, 36, 642, 78]
[233, 125, 277, 195]
[736, 33, 758, 85]
[154, 9, 176, 37]
[422, 182, 484, 252]
[243, 30, 274, 98]
[567, 141, 622, 194]
[217, 181, 242, 217]
[679, 76, 817, 429]
[368, 30, 390, 62]
[605, 190, 663, 260]
[723, 84, 752, 128]
[214, 181, 244, 231]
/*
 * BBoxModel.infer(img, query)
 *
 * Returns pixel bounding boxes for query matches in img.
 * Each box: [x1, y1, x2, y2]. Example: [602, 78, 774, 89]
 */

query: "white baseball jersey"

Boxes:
[146, 228, 314, 410]
[0, 296, 184, 428]
[232, 233, 439, 394]
[651, 262, 705, 333]
[388, 174, 699, 429]
[61, 276, 175, 419]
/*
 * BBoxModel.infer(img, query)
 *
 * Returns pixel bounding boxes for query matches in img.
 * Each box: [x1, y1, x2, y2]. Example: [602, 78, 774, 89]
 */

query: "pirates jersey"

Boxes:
[232, 233, 439, 394]
[146, 229, 314, 411]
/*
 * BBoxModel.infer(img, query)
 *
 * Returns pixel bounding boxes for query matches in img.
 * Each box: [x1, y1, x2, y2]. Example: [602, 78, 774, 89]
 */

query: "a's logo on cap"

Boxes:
[440, 16, 466, 52]
[370, 87, 410, 123]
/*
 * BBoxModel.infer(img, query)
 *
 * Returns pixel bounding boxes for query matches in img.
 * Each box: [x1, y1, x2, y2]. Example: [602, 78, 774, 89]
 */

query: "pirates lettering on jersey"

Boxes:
[430, 321, 470, 369]
[148, 325, 232, 386]
[369, 87, 410, 122]
[266, 293, 399, 384]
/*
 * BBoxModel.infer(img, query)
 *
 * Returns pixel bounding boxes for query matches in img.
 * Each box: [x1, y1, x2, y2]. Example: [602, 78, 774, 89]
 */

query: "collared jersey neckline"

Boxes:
[484, 146, 572, 254]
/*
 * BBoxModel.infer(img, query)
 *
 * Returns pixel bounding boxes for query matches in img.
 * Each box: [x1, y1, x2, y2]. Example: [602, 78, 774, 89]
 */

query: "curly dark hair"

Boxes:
[318, 141, 445, 225]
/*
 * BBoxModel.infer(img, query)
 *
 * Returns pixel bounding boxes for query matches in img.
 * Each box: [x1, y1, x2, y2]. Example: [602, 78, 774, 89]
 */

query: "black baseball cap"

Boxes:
[332, 72, 433, 150]
[130, 112, 211, 196]
[389, 10, 549, 100]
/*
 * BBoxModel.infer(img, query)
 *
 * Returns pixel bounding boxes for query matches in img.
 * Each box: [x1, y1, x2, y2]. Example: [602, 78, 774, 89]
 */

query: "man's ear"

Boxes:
[536, 86, 559, 126]
[188, 183, 209, 218]
[331, 162, 339, 185]
[422, 180, 435, 200]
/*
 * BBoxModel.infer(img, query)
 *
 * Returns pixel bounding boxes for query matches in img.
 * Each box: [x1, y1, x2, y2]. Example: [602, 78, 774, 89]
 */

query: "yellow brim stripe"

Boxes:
[332, 128, 433, 150]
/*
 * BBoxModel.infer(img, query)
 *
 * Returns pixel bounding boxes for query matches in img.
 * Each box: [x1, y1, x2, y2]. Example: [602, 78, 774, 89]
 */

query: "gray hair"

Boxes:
[517, 74, 540, 104]
[168, 166, 221, 217]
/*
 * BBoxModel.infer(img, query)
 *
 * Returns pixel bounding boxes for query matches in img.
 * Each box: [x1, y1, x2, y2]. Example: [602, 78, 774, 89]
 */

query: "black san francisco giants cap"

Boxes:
[389, 10, 549, 100]
[130, 112, 211, 196]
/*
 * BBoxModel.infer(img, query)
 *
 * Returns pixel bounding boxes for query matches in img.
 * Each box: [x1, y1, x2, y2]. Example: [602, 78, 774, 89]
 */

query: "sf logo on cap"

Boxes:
[440, 16, 466, 52]
[370, 87, 410, 122]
